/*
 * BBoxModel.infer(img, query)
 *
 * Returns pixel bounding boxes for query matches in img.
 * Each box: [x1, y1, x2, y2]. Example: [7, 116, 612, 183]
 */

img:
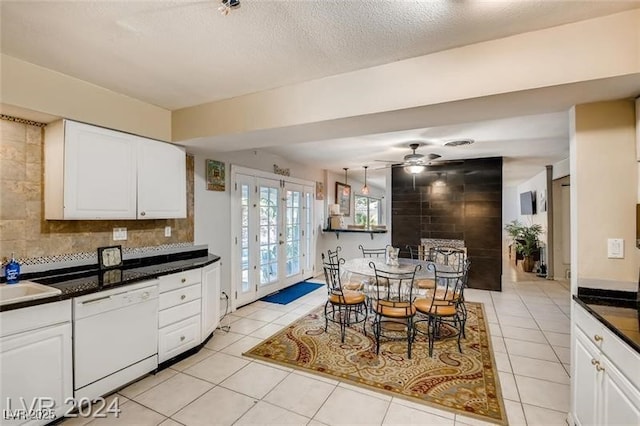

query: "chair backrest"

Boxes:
[369, 261, 421, 306]
[405, 244, 427, 260]
[429, 246, 466, 273]
[427, 262, 465, 309]
[321, 252, 345, 296]
[327, 246, 342, 264]
[359, 244, 388, 258]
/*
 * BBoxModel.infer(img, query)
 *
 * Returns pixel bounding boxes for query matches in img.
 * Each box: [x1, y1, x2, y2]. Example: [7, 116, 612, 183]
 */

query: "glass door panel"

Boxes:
[303, 186, 314, 276]
[234, 174, 257, 308]
[258, 179, 281, 293]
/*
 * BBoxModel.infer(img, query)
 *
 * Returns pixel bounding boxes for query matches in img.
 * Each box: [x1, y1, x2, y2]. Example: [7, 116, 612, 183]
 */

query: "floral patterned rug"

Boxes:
[243, 302, 507, 425]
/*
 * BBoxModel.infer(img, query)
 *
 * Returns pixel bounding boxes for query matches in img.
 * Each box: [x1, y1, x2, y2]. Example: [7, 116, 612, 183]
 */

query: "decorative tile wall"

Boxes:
[0, 117, 195, 265]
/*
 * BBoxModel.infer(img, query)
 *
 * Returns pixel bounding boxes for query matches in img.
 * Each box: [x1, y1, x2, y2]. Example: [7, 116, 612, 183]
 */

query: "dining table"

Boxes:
[341, 257, 453, 279]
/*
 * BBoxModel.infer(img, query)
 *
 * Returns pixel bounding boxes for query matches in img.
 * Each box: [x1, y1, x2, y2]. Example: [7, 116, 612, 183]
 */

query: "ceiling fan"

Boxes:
[375, 143, 445, 173]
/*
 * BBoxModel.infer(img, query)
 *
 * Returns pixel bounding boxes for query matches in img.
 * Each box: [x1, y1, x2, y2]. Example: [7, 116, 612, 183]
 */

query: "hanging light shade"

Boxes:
[404, 164, 426, 174]
[343, 167, 350, 196]
[361, 166, 370, 195]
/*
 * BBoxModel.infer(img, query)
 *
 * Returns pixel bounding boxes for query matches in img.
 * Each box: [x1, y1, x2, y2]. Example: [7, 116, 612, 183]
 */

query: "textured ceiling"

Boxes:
[2, 0, 638, 110]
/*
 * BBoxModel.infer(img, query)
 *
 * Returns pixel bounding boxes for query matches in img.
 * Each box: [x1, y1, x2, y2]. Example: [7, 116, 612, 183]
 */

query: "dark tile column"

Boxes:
[392, 158, 503, 291]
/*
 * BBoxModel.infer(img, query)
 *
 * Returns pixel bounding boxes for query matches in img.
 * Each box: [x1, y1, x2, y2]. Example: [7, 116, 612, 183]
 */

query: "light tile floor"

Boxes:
[68, 263, 572, 425]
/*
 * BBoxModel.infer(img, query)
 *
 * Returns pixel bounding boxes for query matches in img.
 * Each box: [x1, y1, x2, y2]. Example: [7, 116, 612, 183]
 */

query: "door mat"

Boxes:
[259, 281, 324, 305]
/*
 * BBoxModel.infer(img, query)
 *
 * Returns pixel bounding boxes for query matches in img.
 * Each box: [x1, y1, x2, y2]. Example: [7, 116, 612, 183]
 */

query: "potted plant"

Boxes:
[505, 220, 543, 272]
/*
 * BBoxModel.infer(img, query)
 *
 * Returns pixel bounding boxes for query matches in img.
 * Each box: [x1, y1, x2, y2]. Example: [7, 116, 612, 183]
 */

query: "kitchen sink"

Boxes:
[0, 281, 62, 306]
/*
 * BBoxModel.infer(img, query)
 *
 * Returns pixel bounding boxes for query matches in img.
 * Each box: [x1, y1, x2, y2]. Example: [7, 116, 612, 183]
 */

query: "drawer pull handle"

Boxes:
[180, 336, 185, 342]
[181, 278, 186, 283]
[140, 211, 146, 216]
[180, 294, 186, 300]
[594, 335, 603, 342]
[591, 359, 605, 372]
[591, 358, 598, 365]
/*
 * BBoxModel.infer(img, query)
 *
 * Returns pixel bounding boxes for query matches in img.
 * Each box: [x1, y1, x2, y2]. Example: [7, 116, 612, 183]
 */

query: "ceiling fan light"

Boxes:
[404, 165, 426, 174]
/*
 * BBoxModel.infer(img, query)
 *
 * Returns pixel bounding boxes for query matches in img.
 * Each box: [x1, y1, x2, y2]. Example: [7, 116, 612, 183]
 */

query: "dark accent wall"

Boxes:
[392, 157, 503, 291]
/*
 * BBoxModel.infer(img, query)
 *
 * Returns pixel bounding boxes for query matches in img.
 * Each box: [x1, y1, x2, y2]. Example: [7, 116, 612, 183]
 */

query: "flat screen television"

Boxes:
[520, 191, 536, 215]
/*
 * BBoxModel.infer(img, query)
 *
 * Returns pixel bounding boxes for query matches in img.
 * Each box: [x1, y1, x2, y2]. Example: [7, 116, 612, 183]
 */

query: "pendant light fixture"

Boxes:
[361, 166, 370, 195]
[343, 167, 350, 196]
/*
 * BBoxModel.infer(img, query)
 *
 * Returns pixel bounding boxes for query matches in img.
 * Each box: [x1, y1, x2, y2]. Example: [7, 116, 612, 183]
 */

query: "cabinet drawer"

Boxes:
[159, 270, 201, 293]
[159, 283, 201, 310]
[159, 300, 200, 328]
[574, 302, 604, 349]
[158, 315, 201, 363]
[601, 324, 640, 390]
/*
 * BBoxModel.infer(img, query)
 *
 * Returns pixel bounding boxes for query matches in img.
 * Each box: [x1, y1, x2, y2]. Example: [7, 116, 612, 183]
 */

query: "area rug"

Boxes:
[259, 281, 324, 305]
[243, 302, 507, 425]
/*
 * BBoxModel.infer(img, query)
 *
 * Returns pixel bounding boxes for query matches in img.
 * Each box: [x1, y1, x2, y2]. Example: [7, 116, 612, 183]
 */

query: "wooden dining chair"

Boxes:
[369, 261, 421, 359]
[358, 244, 388, 258]
[321, 253, 368, 343]
[412, 262, 465, 357]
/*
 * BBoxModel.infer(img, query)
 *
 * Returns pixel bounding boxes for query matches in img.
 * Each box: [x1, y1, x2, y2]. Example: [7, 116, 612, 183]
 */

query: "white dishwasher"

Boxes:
[73, 280, 159, 400]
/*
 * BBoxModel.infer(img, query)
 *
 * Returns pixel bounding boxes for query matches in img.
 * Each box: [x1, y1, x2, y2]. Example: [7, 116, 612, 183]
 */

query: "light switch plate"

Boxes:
[164, 226, 171, 237]
[113, 227, 127, 241]
[607, 238, 624, 259]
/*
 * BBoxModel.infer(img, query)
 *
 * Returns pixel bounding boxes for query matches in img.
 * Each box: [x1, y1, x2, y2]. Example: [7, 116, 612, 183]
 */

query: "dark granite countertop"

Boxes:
[574, 289, 640, 354]
[0, 250, 220, 312]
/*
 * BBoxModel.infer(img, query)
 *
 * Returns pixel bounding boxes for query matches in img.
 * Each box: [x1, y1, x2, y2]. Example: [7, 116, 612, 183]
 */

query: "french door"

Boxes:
[233, 171, 314, 308]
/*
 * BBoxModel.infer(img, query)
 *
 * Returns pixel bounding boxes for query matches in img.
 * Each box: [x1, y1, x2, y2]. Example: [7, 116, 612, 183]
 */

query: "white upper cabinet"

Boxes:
[45, 120, 186, 220]
[137, 136, 186, 219]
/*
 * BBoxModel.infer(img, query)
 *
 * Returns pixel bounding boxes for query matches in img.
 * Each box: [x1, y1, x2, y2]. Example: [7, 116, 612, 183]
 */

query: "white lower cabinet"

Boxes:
[158, 270, 202, 363]
[201, 261, 221, 341]
[571, 302, 640, 426]
[0, 300, 73, 425]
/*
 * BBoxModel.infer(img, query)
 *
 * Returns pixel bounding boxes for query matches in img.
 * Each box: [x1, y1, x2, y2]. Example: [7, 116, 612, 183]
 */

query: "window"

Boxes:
[355, 195, 381, 228]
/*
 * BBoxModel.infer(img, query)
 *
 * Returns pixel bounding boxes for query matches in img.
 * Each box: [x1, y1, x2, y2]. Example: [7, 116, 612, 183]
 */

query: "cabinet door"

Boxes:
[573, 329, 600, 426]
[601, 357, 640, 426]
[0, 323, 72, 425]
[137, 137, 187, 219]
[201, 262, 221, 341]
[63, 120, 137, 219]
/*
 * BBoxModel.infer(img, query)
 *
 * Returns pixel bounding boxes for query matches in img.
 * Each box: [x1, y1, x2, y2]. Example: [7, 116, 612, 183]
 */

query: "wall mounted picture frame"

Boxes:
[316, 181, 324, 200]
[335, 182, 351, 216]
[97, 245, 123, 270]
[206, 159, 225, 191]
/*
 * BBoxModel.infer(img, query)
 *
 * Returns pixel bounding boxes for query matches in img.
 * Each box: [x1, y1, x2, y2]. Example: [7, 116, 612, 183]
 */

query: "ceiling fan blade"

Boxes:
[374, 159, 398, 163]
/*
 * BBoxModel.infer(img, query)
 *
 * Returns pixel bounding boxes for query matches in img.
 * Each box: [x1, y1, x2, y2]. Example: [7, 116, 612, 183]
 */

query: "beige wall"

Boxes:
[173, 9, 640, 142]
[0, 118, 193, 262]
[570, 100, 639, 291]
[1, 55, 171, 141]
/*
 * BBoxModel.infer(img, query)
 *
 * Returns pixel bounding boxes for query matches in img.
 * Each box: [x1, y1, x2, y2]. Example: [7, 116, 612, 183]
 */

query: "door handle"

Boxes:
[279, 240, 284, 245]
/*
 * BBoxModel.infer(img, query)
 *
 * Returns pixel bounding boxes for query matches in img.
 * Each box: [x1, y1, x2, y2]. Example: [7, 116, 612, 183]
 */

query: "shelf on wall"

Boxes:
[321, 228, 388, 240]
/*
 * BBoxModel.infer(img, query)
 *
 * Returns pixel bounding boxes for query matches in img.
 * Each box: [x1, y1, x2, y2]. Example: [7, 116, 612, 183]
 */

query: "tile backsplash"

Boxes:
[0, 117, 194, 264]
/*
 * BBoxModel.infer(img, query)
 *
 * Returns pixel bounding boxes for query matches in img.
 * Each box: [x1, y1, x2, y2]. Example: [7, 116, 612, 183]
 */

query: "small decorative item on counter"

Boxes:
[4, 253, 21, 284]
[385, 246, 400, 267]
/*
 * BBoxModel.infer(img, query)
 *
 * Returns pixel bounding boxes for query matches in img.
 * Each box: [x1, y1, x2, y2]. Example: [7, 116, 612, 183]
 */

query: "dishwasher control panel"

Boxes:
[73, 279, 159, 320]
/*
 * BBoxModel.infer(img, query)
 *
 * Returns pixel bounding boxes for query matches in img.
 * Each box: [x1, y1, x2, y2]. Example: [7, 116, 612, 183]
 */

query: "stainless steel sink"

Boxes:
[0, 281, 62, 306]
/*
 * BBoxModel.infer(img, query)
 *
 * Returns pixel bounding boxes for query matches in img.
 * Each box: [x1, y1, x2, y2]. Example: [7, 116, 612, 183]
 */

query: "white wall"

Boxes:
[192, 148, 324, 299]
[502, 185, 519, 256]
[516, 169, 549, 247]
[570, 100, 638, 292]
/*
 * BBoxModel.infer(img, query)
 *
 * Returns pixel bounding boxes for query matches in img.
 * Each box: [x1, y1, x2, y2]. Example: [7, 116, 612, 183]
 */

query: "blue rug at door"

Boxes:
[260, 281, 324, 305]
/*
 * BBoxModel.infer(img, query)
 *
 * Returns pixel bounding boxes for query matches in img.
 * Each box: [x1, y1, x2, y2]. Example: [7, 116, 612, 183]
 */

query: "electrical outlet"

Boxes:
[113, 227, 127, 241]
[164, 226, 171, 237]
[607, 238, 624, 259]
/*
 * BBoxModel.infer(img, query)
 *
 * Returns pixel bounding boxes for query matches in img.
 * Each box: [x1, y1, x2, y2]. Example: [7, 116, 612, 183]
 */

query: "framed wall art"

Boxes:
[206, 159, 225, 191]
[316, 181, 324, 200]
[335, 182, 351, 216]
